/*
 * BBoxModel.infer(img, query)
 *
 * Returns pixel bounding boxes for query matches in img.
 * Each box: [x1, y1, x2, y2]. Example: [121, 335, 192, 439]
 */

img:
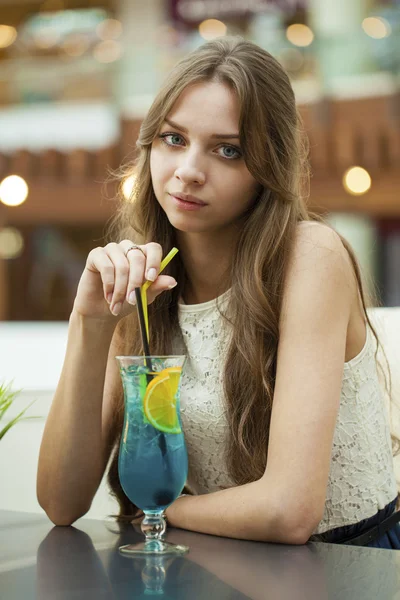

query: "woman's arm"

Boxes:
[37, 311, 120, 525]
[37, 240, 176, 526]
[166, 223, 355, 543]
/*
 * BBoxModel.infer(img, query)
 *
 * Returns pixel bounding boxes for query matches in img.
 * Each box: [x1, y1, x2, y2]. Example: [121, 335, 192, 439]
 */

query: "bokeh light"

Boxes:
[0, 227, 24, 260]
[0, 25, 17, 49]
[343, 167, 372, 195]
[122, 174, 137, 202]
[362, 17, 391, 39]
[93, 40, 123, 63]
[278, 48, 304, 72]
[96, 19, 122, 41]
[32, 26, 60, 50]
[286, 24, 314, 47]
[0, 175, 29, 207]
[198, 19, 227, 41]
[61, 33, 90, 57]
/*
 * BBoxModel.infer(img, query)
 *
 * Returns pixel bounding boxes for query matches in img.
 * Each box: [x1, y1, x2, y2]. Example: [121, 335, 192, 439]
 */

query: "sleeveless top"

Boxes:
[172, 289, 398, 535]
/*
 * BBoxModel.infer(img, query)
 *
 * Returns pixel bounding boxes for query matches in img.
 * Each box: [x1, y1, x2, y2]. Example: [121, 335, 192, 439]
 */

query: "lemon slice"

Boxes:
[143, 367, 182, 434]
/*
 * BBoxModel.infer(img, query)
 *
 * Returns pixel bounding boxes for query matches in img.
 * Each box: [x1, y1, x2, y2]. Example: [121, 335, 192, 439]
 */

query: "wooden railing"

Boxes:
[0, 96, 399, 225]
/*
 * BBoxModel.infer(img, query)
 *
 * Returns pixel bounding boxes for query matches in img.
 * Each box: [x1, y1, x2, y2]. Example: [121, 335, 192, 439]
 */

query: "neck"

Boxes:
[176, 228, 239, 304]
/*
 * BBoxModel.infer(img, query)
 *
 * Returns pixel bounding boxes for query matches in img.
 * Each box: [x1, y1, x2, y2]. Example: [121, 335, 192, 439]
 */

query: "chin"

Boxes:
[167, 218, 210, 234]
[160, 203, 235, 235]
[159, 207, 204, 233]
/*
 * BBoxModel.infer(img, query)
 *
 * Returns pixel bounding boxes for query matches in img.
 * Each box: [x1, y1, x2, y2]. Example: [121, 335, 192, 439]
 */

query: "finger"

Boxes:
[146, 275, 178, 304]
[121, 242, 163, 305]
[103, 243, 130, 316]
[119, 244, 147, 304]
[86, 247, 115, 303]
[142, 242, 163, 282]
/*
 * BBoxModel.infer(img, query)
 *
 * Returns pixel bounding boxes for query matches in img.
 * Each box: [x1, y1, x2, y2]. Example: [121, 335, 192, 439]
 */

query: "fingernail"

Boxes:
[168, 281, 178, 289]
[106, 293, 113, 303]
[111, 302, 121, 316]
[128, 291, 136, 305]
[146, 268, 157, 282]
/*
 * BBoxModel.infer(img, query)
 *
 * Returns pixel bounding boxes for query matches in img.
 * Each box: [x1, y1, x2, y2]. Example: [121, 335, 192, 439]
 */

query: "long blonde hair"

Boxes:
[106, 36, 395, 519]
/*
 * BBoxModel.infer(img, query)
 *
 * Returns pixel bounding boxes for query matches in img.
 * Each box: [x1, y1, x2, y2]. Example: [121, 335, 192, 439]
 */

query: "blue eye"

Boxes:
[218, 145, 241, 160]
[158, 132, 242, 161]
[159, 133, 184, 146]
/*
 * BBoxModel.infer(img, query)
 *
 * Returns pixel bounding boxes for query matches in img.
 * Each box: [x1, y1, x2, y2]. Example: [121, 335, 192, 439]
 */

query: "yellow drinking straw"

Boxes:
[140, 247, 179, 344]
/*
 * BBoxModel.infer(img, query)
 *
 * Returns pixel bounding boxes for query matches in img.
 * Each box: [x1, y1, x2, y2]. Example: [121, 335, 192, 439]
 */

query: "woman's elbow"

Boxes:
[285, 524, 313, 545]
[261, 521, 312, 545]
[283, 510, 322, 545]
[38, 498, 90, 527]
[260, 496, 321, 545]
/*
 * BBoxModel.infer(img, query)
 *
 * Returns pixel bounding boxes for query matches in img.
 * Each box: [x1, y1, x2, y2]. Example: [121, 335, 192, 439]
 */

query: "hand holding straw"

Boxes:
[134, 246, 179, 366]
[140, 247, 179, 345]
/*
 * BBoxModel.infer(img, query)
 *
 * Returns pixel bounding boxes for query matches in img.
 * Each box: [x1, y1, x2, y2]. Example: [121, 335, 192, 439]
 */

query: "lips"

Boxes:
[170, 192, 207, 206]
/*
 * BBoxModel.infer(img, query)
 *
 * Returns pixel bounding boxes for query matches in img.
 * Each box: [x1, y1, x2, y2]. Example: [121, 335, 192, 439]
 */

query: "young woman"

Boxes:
[37, 36, 400, 548]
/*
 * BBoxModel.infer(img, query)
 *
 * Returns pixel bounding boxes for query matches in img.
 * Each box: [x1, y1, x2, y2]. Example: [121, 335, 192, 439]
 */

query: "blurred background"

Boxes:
[0, 0, 399, 321]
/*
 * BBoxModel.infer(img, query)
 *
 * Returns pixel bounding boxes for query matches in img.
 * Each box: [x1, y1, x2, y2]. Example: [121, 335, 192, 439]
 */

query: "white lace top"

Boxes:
[172, 289, 398, 535]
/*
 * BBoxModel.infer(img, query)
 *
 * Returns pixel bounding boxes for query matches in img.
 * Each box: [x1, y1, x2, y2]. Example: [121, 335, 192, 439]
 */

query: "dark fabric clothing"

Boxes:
[312, 497, 400, 549]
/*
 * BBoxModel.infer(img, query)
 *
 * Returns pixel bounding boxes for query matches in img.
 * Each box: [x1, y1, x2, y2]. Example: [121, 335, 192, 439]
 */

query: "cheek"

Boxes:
[150, 151, 164, 198]
[150, 148, 173, 185]
[149, 149, 158, 181]
[221, 172, 258, 203]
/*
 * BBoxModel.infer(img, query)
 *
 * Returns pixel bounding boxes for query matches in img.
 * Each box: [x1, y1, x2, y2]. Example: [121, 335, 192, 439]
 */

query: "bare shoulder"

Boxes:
[290, 221, 355, 282]
[294, 220, 350, 257]
[283, 220, 357, 309]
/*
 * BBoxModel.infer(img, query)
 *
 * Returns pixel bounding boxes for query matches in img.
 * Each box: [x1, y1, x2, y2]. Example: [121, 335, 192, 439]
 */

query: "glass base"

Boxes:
[119, 539, 189, 556]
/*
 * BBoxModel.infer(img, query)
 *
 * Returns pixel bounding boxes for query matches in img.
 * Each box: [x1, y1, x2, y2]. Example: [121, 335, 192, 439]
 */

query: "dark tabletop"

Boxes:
[0, 510, 399, 599]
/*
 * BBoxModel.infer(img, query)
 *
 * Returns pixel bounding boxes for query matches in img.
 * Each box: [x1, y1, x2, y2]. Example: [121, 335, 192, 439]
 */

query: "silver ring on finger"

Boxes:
[125, 244, 146, 259]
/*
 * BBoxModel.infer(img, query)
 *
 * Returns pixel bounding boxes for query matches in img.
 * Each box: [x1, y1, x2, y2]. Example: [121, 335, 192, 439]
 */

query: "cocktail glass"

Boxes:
[115, 355, 189, 556]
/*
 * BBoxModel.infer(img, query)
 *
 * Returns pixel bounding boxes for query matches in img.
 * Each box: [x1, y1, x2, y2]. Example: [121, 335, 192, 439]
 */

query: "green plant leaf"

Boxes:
[0, 400, 38, 441]
[0, 381, 40, 440]
[0, 381, 22, 421]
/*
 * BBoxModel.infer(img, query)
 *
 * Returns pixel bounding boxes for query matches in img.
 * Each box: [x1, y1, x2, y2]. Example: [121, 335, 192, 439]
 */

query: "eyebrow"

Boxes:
[163, 118, 240, 140]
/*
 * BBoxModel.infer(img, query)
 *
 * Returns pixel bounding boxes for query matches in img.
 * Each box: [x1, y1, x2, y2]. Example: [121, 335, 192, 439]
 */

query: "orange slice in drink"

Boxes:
[143, 367, 182, 434]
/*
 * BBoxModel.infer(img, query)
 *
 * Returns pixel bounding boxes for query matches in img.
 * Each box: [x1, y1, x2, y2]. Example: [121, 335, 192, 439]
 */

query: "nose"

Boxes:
[174, 155, 206, 186]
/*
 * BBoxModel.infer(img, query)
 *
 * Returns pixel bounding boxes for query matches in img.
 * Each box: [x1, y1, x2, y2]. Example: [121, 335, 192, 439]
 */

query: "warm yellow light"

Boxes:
[93, 40, 123, 63]
[362, 17, 391, 39]
[0, 175, 29, 207]
[122, 174, 137, 202]
[286, 24, 314, 47]
[0, 25, 17, 49]
[0, 227, 24, 259]
[343, 167, 371, 196]
[198, 19, 227, 41]
[96, 19, 122, 41]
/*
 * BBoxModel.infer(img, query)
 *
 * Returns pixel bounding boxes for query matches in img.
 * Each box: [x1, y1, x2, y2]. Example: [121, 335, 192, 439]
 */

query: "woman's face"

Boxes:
[150, 80, 259, 235]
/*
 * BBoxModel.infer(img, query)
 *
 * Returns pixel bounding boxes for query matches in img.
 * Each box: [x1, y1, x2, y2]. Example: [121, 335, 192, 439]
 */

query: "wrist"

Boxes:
[69, 309, 117, 338]
[68, 310, 118, 350]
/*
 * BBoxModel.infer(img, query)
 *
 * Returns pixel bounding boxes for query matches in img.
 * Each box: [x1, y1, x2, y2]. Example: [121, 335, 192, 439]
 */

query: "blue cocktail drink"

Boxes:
[116, 355, 189, 556]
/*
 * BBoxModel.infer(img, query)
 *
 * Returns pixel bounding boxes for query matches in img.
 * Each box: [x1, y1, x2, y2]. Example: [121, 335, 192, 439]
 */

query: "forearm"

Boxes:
[166, 480, 308, 545]
[37, 310, 116, 523]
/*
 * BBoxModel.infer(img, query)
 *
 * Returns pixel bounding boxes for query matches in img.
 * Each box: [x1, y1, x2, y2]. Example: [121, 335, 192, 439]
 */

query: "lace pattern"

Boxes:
[316, 324, 397, 533]
[174, 291, 234, 494]
[173, 291, 398, 534]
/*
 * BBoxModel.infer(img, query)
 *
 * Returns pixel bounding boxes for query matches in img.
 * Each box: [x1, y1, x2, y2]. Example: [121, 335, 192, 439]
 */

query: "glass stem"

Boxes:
[141, 512, 166, 542]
